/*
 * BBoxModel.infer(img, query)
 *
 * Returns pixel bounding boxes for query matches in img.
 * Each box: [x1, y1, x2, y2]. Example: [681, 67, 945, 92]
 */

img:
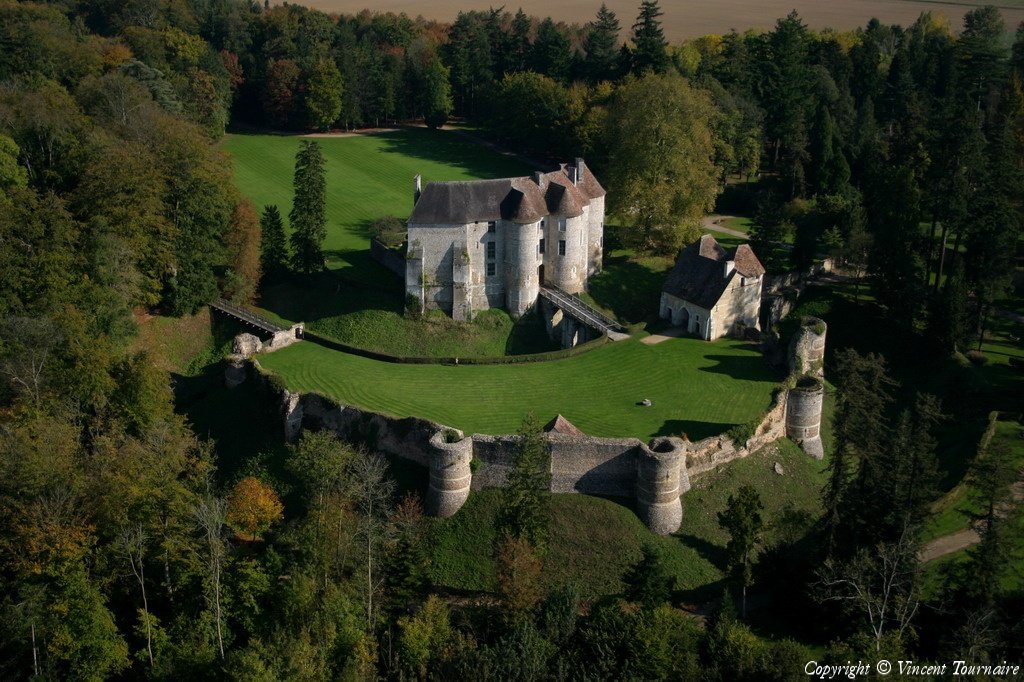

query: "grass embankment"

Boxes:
[257, 335, 778, 440]
[224, 128, 532, 285]
[428, 434, 829, 598]
[255, 273, 559, 358]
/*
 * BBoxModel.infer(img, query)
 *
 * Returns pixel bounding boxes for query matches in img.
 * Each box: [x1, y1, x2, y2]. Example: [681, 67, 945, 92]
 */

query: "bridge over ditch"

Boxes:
[209, 299, 304, 351]
[538, 285, 628, 348]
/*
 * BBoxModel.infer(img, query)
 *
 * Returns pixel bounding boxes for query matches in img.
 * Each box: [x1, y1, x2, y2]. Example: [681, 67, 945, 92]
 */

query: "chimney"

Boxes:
[568, 165, 578, 185]
[533, 171, 544, 187]
[724, 260, 735, 277]
[413, 174, 422, 204]
[575, 157, 586, 181]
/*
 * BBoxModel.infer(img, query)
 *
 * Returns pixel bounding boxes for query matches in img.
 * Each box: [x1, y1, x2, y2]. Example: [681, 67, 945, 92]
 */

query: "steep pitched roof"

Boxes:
[662, 235, 765, 309]
[543, 414, 585, 436]
[408, 161, 604, 225]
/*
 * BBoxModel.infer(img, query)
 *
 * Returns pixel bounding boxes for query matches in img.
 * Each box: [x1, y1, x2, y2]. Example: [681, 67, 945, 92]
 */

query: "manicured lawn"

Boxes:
[723, 216, 752, 233]
[224, 128, 533, 285]
[257, 336, 779, 439]
[428, 433, 829, 598]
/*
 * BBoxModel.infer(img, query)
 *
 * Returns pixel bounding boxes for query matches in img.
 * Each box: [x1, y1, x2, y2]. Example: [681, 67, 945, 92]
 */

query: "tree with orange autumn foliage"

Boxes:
[226, 477, 283, 541]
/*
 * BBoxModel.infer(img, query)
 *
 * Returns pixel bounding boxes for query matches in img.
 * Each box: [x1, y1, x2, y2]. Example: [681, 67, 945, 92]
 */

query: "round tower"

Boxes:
[505, 221, 540, 317]
[786, 375, 825, 459]
[425, 429, 474, 517]
[788, 316, 827, 378]
[636, 437, 689, 535]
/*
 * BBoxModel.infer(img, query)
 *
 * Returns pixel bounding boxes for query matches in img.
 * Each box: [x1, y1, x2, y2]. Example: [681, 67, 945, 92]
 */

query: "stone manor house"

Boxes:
[659, 234, 765, 341]
[405, 159, 605, 320]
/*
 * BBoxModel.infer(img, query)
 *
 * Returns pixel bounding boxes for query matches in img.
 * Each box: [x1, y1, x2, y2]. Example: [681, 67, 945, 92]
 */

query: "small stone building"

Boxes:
[659, 234, 765, 341]
[405, 159, 605, 320]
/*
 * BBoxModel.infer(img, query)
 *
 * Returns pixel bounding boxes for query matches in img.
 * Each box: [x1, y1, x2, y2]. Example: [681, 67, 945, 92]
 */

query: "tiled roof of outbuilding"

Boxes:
[662, 235, 765, 309]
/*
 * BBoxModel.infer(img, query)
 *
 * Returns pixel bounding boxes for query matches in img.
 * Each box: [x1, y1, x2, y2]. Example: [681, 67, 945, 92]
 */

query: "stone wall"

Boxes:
[253, 360, 794, 535]
[370, 237, 406, 279]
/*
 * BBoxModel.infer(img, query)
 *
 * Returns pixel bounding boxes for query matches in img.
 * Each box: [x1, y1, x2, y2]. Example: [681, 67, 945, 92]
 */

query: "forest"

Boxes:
[0, 0, 1022, 679]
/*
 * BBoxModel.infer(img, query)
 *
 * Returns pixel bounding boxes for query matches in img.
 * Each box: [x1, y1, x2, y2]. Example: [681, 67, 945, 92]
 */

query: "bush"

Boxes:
[966, 350, 989, 366]
[370, 215, 406, 247]
[725, 419, 760, 445]
[443, 429, 461, 443]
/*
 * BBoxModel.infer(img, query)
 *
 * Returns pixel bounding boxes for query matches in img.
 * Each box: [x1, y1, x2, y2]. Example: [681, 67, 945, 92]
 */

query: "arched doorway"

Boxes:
[673, 306, 690, 330]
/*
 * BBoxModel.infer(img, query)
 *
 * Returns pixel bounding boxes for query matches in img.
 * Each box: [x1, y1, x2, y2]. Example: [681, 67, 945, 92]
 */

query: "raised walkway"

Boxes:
[539, 285, 628, 337]
[210, 299, 285, 336]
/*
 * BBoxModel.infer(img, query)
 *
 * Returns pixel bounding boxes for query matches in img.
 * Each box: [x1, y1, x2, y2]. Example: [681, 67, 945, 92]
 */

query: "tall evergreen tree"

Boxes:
[496, 413, 551, 549]
[259, 204, 288, 277]
[808, 107, 850, 195]
[584, 4, 621, 84]
[530, 19, 571, 84]
[289, 140, 327, 274]
[509, 9, 532, 73]
[717, 485, 764, 617]
[629, 0, 669, 75]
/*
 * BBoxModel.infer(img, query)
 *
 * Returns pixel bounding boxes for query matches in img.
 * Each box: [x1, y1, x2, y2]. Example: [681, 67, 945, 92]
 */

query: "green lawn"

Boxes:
[257, 335, 779, 439]
[428, 434, 828, 598]
[224, 128, 533, 285]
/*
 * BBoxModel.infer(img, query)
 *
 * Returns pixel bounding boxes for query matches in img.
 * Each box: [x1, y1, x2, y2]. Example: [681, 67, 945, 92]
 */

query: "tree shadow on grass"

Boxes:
[377, 129, 535, 179]
[674, 533, 727, 572]
[699, 351, 775, 382]
[587, 254, 669, 324]
[656, 419, 739, 442]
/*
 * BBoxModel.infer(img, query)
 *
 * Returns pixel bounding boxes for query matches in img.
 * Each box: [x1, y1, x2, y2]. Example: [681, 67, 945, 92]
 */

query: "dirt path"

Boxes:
[641, 327, 687, 345]
[919, 528, 981, 563]
[702, 215, 747, 239]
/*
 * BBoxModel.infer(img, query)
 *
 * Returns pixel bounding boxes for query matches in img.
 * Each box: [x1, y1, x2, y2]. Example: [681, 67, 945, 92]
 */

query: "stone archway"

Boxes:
[674, 306, 690, 330]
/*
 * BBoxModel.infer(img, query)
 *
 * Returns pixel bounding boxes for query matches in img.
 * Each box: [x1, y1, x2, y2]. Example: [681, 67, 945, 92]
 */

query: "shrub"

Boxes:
[726, 419, 759, 445]
[443, 429, 461, 443]
[369, 215, 405, 247]
[966, 350, 989, 366]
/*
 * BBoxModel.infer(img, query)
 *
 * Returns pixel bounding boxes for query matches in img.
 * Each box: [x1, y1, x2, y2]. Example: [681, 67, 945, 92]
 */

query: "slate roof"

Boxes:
[662, 235, 765, 309]
[408, 161, 605, 225]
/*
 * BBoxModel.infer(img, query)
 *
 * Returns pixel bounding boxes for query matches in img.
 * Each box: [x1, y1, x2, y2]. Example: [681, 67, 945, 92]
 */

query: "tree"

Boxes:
[605, 73, 720, 253]
[259, 204, 289, 278]
[304, 58, 342, 131]
[488, 72, 571, 158]
[495, 413, 551, 549]
[0, 133, 27, 193]
[530, 19, 571, 83]
[350, 451, 396, 629]
[623, 543, 673, 607]
[816, 524, 922, 653]
[930, 261, 969, 354]
[385, 494, 431, 616]
[289, 140, 327, 274]
[224, 199, 262, 304]
[826, 349, 898, 553]
[226, 476, 284, 540]
[194, 495, 229, 659]
[808, 107, 850, 195]
[422, 55, 453, 129]
[629, 0, 669, 75]
[717, 485, 764, 618]
[494, 536, 544, 618]
[584, 4, 621, 83]
[264, 59, 301, 128]
[395, 595, 452, 678]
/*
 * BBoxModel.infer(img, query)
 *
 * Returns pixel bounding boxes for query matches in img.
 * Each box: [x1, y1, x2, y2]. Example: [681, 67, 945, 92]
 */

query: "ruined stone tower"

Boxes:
[636, 437, 690, 535]
[786, 316, 827, 458]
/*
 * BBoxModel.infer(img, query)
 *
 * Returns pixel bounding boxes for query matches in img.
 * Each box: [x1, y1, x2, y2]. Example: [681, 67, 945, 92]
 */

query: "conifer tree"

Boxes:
[584, 4, 621, 83]
[623, 543, 673, 607]
[289, 140, 327, 274]
[629, 0, 669, 75]
[259, 204, 288, 277]
[717, 485, 764, 617]
[496, 413, 551, 549]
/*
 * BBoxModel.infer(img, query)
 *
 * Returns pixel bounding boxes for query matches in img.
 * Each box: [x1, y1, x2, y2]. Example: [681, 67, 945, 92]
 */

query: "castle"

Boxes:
[405, 159, 605, 320]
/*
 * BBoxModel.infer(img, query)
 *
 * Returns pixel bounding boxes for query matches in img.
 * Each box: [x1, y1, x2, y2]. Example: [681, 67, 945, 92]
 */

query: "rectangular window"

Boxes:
[558, 219, 566, 231]
[558, 240, 566, 256]
[540, 219, 546, 228]
[539, 238, 545, 255]
[487, 221, 496, 233]
[486, 242, 496, 259]
[486, 262, 496, 276]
